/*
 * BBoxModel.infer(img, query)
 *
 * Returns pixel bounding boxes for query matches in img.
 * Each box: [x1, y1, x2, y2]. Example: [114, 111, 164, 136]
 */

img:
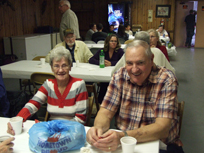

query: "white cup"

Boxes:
[76, 60, 79, 67]
[138, 29, 140, 32]
[40, 58, 45, 65]
[9, 116, 23, 135]
[120, 136, 137, 153]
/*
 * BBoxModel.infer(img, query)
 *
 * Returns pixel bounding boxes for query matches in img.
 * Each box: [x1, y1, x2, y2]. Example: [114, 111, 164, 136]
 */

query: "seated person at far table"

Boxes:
[0, 68, 10, 117]
[85, 23, 98, 41]
[91, 23, 108, 43]
[45, 28, 93, 63]
[156, 25, 169, 37]
[86, 40, 184, 153]
[89, 34, 124, 104]
[0, 137, 15, 153]
[148, 29, 170, 62]
[7, 46, 88, 135]
[125, 24, 133, 36]
[107, 24, 116, 36]
[111, 31, 175, 76]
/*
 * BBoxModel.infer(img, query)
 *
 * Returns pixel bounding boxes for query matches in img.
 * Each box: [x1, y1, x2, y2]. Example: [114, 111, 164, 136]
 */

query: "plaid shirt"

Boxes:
[101, 65, 182, 146]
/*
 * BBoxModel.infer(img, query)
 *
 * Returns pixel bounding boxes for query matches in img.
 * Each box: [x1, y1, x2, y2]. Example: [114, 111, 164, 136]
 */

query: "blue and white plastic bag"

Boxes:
[28, 120, 86, 153]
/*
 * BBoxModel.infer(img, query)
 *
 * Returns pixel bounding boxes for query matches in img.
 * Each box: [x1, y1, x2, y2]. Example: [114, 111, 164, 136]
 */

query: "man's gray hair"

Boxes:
[134, 31, 150, 45]
[60, 0, 71, 8]
[125, 40, 153, 59]
[49, 46, 72, 66]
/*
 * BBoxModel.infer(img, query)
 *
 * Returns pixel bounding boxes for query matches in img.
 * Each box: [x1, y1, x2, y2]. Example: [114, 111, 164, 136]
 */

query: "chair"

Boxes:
[32, 56, 46, 61]
[86, 83, 100, 116]
[178, 101, 185, 137]
[132, 24, 142, 33]
[86, 96, 94, 126]
[90, 48, 99, 55]
[97, 40, 105, 44]
[30, 72, 55, 121]
[84, 40, 96, 44]
[20, 56, 46, 94]
[124, 39, 134, 44]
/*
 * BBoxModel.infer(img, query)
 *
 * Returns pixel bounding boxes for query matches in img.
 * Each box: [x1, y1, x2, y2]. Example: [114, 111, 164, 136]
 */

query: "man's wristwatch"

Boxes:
[123, 131, 128, 137]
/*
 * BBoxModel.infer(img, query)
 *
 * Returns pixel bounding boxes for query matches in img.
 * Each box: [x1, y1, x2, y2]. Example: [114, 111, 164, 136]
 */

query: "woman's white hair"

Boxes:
[49, 46, 72, 66]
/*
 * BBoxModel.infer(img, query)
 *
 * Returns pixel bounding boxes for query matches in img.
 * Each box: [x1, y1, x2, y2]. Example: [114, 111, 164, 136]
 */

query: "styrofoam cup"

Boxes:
[120, 136, 137, 153]
[40, 58, 45, 65]
[9, 116, 23, 135]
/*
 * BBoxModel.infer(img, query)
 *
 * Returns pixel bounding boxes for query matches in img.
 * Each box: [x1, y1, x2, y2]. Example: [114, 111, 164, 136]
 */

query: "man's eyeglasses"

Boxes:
[110, 40, 117, 43]
[150, 36, 156, 38]
[53, 64, 69, 70]
[65, 36, 75, 40]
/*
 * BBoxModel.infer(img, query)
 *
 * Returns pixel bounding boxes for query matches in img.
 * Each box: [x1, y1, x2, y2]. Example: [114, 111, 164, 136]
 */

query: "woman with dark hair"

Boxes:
[89, 34, 124, 66]
[117, 24, 129, 44]
[148, 29, 170, 61]
[89, 34, 124, 103]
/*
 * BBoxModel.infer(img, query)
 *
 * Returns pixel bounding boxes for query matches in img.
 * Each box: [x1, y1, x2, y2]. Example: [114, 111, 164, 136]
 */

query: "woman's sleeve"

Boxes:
[88, 48, 102, 65]
[73, 80, 88, 125]
[17, 81, 49, 121]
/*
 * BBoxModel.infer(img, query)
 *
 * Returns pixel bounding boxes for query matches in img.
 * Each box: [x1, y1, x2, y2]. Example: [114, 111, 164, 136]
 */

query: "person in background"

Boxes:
[156, 25, 169, 37]
[148, 29, 170, 61]
[125, 24, 133, 36]
[7, 46, 88, 135]
[89, 34, 124, 104]
[59, 0, 80, 41]
[111, 31, 175, 76]
[86, 40, 183, 153]
[85, 23, 97, 41]
[0, 137, 15, 153]
[92, 23, 108, 43]
[107, 24, 116, 35]
[117, 24, 129, 44]
[184, 9, 196, 48]
[0, 68, 10, 117]
[46, 28, 93, 63]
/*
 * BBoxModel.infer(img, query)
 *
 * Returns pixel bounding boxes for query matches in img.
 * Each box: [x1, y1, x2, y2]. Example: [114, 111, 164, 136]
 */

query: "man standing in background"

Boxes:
[184, 9, 196, 48]
[59, 0, 80, 41]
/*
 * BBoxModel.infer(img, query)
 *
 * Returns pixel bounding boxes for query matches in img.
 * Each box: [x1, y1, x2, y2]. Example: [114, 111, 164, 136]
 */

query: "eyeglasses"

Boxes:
[53, 64, 69, 70]
[65, 36, 75, 40]
[110, 40, 117, 43]
[150, 36, 156, 38]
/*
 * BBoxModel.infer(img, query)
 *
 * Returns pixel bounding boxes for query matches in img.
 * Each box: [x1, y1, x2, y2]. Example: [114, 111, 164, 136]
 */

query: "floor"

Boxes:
[90, 47, 204, 153]
[169, 47, 204, 153]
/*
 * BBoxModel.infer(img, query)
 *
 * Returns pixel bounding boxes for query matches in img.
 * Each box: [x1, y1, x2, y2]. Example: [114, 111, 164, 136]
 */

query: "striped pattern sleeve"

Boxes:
[73, 80, 88, 124]
[17, 81, 50, 121]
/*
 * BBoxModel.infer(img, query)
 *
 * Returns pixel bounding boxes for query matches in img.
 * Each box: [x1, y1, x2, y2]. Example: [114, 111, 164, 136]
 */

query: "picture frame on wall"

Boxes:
[156, 5, 171, 18]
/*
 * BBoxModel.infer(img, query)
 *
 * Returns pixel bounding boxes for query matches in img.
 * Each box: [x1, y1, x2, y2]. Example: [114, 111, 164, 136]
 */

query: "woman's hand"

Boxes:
[7, 123, 15, 136]
[105, 60, 111, 67]
[0, 137, 15, 153]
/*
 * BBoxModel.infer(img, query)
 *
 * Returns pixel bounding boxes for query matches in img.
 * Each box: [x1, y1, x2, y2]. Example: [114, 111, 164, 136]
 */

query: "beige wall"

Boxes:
[195, 1, 204, 48]
[174, 1, 194, 47]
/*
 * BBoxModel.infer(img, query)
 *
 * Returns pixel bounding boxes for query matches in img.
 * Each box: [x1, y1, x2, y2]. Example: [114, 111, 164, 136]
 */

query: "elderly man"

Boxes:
[86, 40, 184, 153]
[45, 28, 93, 63]
[111, 31, 175, 76]
[59, 0, 80, 41]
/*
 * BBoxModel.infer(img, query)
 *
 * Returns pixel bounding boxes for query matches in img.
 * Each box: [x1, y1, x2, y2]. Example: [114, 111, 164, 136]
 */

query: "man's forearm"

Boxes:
[94, 108, 114, 133]
[127, 118, 171, 143]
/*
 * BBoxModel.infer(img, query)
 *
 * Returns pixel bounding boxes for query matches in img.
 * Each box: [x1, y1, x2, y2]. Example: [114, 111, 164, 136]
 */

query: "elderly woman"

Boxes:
[89, 34, 124, 104]
[7, 46, 88, 135]
[147, 29, 170, 61]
